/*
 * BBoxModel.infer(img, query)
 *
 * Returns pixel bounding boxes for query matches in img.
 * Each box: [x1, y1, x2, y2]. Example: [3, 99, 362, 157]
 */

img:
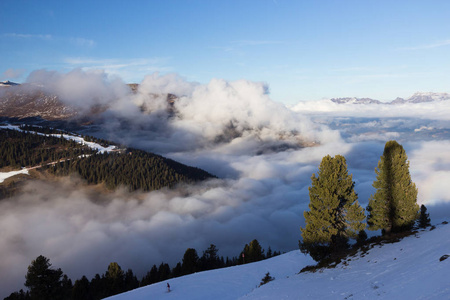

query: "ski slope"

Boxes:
[107, 224, 450, 300]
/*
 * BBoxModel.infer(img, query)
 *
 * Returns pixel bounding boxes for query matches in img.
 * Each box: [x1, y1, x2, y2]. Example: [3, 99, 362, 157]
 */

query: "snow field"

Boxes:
[107, 224, 450, 300]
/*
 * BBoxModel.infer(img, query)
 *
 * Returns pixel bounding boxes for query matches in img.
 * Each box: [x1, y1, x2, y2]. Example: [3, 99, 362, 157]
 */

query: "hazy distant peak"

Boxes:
[0, 80, 20, 87]
[330, 97, 382, 104]
[407, 92, 450, 102]
[332, 92, 450, 105]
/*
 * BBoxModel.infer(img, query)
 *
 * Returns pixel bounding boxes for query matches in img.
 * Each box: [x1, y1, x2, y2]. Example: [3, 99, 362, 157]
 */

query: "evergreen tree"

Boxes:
[71, 276, 92, 300]
[24, 255, 65, 300]
[199, 244, 219, 271]
[88, 274, 105, 300]
[239, 239, 265, 264]
[300, 155, 366, 261]
[259, 272, 274, 286]
[123, 269, 139, 292]
[367, 141, 419, 234]
[104, 262, 125, 296]
[181, 248, 198, 275]
[418, 204, 431, 228]
[158, 263, 171, 281]
[4, 289, 30, 300]
[266, 246, 273, 259]
[171, 262, 183, 278]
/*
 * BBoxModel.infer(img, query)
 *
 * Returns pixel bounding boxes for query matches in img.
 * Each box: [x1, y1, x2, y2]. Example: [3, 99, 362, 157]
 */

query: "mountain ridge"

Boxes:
[331, 92, 450, 105]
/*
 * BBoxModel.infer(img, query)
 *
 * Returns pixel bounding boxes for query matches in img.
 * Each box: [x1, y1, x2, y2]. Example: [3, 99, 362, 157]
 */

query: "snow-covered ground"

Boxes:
[107, 224, 450, 300]
[0, 169, 29, 183]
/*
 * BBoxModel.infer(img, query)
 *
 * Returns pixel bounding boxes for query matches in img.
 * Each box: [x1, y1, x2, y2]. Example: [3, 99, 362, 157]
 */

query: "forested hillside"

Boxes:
[0, 128, 95, 169]
[0, 126, 215, 192]
[46, 148, 214, 191]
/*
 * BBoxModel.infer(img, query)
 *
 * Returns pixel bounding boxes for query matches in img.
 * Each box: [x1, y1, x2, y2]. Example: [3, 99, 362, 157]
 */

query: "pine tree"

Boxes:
[158, 263, 171, 281]
[367, 141, 419, 234]
[181, 248, 198, 275]
[259, 272, 274, 286]
[199, 244, 219, 271]
[104, 262, 125, 296]
[300, 155, 366, 261]
[71, 276, 92, 300]
[24, 255, 65, 300]
[418, 204, 431, 228]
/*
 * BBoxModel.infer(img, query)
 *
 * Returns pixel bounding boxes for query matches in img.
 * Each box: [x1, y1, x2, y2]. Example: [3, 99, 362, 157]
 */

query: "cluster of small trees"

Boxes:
[5, 240, 279, 300]
[300, 140, 429, 261]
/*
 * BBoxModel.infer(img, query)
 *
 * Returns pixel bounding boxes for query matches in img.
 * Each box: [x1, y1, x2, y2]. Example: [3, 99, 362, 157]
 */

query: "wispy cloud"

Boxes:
[64, 57, 169, 70]
[3, 33, 52, 40]
[3, 33, 95, 48]
[63, 57, 172, 81]
[231, 40, 283, 46]
[69, 37, 96, 47]
[399, 39, 450, 50]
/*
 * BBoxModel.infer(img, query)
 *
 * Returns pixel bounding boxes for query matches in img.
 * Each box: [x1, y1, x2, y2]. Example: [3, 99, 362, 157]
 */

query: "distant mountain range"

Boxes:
[331, 92, 450, 105]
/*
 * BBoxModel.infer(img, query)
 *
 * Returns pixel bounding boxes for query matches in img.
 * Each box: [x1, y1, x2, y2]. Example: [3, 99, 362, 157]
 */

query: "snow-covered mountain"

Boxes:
[391, 92, 450, 104]
[0, 80, 19, 87]
[330, 97, 382, 105]
[106, 223, 449, 300]
[331, 92, 450, 105]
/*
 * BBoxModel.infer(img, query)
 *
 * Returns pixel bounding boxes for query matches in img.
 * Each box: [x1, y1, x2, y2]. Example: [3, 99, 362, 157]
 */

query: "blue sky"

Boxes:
[1, 0, 450, 103]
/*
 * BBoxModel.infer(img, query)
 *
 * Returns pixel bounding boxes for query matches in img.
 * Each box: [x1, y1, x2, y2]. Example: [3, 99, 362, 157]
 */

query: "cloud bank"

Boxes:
[1, 69, 450, 298]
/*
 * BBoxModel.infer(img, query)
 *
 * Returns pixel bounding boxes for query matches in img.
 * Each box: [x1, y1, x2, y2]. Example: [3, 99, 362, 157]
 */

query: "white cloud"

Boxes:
[2, 69, 450, 298]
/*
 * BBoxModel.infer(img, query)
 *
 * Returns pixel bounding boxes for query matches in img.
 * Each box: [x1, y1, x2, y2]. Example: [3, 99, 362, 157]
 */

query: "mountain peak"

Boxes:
[0, 80, 20, 87]
[407, 92, 450, 103]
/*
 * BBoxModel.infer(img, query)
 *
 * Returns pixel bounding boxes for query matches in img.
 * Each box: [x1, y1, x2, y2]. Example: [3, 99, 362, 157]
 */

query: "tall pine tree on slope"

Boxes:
[367, 140, 419, 234]
[300, 155, 366, 261]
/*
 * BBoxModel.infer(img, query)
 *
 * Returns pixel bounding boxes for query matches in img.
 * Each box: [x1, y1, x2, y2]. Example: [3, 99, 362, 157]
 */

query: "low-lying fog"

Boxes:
[1, 69, 450, 297]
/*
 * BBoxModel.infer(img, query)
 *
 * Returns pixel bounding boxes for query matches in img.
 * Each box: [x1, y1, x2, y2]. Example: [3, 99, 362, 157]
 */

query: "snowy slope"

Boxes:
[105, 251, 315, 300]
[107, 224, 450, 300]
[0, 169, 29, 183]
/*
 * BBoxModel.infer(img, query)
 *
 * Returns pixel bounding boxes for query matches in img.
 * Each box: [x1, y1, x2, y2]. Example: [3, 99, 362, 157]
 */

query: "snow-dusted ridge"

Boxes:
[330, 92, 450, 105]
[0, 124, 117, 154]
[0, 124, 118, 182]
[106, 223, 450, 300]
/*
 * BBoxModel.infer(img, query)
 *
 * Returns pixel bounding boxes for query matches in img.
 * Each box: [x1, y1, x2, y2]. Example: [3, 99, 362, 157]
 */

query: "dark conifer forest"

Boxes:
[5, 241, 280, 300]
[0, 126, 215, 192]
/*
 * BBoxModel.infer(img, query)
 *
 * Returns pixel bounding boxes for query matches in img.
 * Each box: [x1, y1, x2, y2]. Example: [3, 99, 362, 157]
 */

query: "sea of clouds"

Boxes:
[1, 69, 450, 297]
